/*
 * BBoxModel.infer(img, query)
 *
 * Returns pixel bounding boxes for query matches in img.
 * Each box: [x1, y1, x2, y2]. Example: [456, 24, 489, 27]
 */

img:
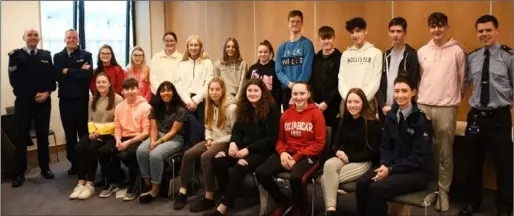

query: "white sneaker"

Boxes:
[78, 184, 95, 200]
[69, 184, 85, 200]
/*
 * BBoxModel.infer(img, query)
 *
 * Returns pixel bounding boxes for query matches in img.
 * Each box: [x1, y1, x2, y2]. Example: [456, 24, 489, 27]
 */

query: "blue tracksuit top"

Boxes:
[275, 36, 315, 88]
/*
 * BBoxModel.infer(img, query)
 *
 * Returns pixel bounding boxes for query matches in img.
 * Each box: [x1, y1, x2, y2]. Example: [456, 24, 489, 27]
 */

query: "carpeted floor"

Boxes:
[1, 151, 499, 216]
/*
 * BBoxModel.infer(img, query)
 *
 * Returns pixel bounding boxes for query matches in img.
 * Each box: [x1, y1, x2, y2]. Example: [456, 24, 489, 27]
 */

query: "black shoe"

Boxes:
[11, 175, 25, 188]
[173, 193, 188, 210]
[497, 212, 512, 216]
[67, 167, 77, 175]
[202, 209, 224, 216]
[326, 210, 337, 216]
[41, 169, 54, 179]
[190, 197, 215, 212]
[458, 204, 479, 216]
[138, 191, 157, 204]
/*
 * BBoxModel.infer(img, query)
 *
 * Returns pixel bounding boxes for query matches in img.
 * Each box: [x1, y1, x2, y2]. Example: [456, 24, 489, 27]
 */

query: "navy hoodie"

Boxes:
[380, 101, 433, 174]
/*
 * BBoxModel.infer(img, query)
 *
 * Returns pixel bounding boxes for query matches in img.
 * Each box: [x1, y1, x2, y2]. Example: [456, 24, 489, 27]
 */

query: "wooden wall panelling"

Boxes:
[164, 1, 207, 54]
[493, 1, 513, 48]
[254, 1, 315, 62]
[204, 1, 255, 63]
[393, 1, 490, 122]
[316, 1, 392, 52]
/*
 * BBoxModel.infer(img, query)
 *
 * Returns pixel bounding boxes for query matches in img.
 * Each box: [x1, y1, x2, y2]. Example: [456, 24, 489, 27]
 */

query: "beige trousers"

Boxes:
[418, 104, 457, 193]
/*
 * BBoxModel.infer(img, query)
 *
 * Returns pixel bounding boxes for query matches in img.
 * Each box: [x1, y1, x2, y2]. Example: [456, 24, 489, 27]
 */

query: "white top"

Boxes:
[175, 58, 214, 105]
[149, 50, 183, 94]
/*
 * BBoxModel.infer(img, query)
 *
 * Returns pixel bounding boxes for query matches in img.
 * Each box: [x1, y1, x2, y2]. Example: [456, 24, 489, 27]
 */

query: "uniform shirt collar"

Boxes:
[24, 47, 37, 55]
[397, 102, 413, 120]
[484, 42, 501, 56]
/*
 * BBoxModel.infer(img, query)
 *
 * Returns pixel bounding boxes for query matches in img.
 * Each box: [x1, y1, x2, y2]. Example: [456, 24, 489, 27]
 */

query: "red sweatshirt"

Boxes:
[276, 103, 326, 162]
[89, 65, 125, 95]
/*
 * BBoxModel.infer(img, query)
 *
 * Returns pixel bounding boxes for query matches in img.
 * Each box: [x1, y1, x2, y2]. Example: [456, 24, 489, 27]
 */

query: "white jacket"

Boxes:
[205, 97, 237, 144]
[149, 50, 183, 94]
[175, 58, 214, 105]
[338, 42, 383, 100]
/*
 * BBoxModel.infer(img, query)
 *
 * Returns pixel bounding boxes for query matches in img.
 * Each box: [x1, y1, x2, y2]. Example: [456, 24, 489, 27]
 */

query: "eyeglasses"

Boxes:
[164, 40, 176, 43]
[133, 54, 144, 57]
[100, 52, 112, 56]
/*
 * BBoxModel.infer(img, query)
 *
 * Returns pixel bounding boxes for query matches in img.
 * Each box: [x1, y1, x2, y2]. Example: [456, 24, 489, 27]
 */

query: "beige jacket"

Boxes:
[205, 96, 237, 144]
[214, 59, 248, 102]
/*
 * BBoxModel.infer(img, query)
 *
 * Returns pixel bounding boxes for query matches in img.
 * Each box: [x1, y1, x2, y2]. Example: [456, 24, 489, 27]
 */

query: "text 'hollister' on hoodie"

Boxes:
[338, 42, 383, 101]
[275, 36, 315, 88]
[276, 103, 326, 162]
[417, 38, 466, 106]
[114, 96, 152, 138]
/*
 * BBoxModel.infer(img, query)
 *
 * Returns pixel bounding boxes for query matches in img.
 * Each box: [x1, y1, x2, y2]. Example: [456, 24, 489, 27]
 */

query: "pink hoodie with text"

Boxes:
[114, 96, 152, 138]
[417, 39, 466, 106]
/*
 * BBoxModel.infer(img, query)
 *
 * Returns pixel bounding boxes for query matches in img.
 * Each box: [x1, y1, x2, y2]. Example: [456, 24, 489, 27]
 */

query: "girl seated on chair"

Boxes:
[255, 82, 326, 216]
[136, 81, 187, 203]
[173, 78, 237, 212]
[320, 88, 381, 216]
[70, 72, 123, 200]
[355, 76, 433, 216]
[203, 78, 280, 216]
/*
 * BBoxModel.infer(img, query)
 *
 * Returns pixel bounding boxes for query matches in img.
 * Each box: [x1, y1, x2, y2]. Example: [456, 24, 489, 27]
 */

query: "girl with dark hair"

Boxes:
[213, 37, 248, 102]
[70, 73, 123, 200]
[203, 78, 280, 216]
[246, 40, 282, 111]
[174, 78, 237, 212]
[321, 88, 381, 216]
[255, 82, 326, 216]
[149, 32, 183, 97]
[136, 81, 188, 203]
[356, 76, 433, 216]
[89, 44, 125, 95]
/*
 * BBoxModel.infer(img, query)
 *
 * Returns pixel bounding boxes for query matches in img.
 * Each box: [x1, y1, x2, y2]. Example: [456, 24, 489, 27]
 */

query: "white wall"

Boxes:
[1, 1, 164, 146]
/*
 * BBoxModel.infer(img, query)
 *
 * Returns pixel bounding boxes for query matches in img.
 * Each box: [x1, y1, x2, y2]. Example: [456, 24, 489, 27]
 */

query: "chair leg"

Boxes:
[191, 160, 196, 193]
[311, 179, 315, 216]
[52, 134, 59, 162]
[172, 158, 176, 199]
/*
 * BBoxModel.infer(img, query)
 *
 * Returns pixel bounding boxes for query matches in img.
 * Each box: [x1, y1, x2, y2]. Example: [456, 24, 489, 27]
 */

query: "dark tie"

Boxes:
[30, 50, 35, 56]
[399, 111, 405, 126]
[480, 49, 490, 107]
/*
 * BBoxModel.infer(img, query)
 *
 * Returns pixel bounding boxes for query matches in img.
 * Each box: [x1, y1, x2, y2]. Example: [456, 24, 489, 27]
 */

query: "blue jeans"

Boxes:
[136, 133, 184, 184]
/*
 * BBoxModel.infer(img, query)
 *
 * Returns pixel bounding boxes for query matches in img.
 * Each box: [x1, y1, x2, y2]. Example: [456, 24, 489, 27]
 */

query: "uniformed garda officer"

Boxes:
[459, 15, 513, 216]
[8, 28, 56, 188]
[53, 29, 93, 175]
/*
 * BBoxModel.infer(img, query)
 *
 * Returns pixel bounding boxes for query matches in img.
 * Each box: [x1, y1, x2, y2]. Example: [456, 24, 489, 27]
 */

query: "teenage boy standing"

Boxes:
[417, 12, 466, 212]
[377, 17, 419, 123]
[275, 10, 315, 111]
[338, 17, 382, 115]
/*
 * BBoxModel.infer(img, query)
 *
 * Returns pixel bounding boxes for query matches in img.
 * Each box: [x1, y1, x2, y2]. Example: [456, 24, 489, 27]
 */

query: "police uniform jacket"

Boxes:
[53, 47, 93, 99]
[8, 48, 56, 98]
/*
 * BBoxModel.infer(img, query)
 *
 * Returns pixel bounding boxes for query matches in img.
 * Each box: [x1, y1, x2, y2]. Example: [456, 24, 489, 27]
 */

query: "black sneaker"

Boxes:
[138, 191, 156, 204]
[190, 197, 215, 212]
[173, 193, 187, 210]
[123, 184, 137, 201]
[202, 209, 224, 216]
[326, 210, 337, 216]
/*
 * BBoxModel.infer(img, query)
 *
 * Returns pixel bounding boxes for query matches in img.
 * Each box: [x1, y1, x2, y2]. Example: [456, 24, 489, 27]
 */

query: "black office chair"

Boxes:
[5, 106, 59, 162]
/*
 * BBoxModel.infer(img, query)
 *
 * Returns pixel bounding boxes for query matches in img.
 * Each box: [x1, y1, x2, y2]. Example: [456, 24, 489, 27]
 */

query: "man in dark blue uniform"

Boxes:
[8, 28, 56, 187]
[53, 29, 93, 175]
[459, 15, 513, 216]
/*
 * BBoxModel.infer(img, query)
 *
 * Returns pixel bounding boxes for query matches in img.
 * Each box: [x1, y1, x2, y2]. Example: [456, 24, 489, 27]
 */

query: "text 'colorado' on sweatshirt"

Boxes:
[276, 103, 326, 162]
[338, 42, 383, 101]
[417, 38, 466, 106]
[275, 36, 315, 88]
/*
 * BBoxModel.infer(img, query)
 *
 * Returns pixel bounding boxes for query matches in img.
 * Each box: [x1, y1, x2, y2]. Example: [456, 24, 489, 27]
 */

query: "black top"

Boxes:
[332, 114, 380, 165]
[377, 44, 420, 110]
[230, 105, 280, 157]
[8, 48, 56, 98]
[380, 101, 433, 174]
[150, 106, 188, 135]
[309, 48, 342, 106]
[246, 60, 281, 94]
[54, 47, 94, 99]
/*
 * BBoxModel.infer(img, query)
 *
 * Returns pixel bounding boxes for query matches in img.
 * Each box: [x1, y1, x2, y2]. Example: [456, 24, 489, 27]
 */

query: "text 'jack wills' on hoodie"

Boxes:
[174, 58, 214, 105]
[114, 96, 152, 138]
[275, 36, 315, 88]
[276, 103, 326, 162]
[417, 39, 466, 106]
[338, 42, 383, 101]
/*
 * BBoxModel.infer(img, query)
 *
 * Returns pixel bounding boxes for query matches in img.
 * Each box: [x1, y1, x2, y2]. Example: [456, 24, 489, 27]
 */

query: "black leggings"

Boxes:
[212, 152, 267, 207]
[75, 135, 115, 181]
[255, 153, 318, 215]
[356, 169, 429, 216]
[98, 137, 141, 185]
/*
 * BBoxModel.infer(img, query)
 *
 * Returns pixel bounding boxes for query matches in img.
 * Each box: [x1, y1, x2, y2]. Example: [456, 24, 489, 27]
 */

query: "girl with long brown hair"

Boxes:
[125, 46, 152, 102]
[320, 88, 381, 216]
[213, 37, 248, 102]
[173, 78, 237, 212]
[203, 78, 280, 216]
[70, 72, 123, 200]
[89, 44, 125, 95]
